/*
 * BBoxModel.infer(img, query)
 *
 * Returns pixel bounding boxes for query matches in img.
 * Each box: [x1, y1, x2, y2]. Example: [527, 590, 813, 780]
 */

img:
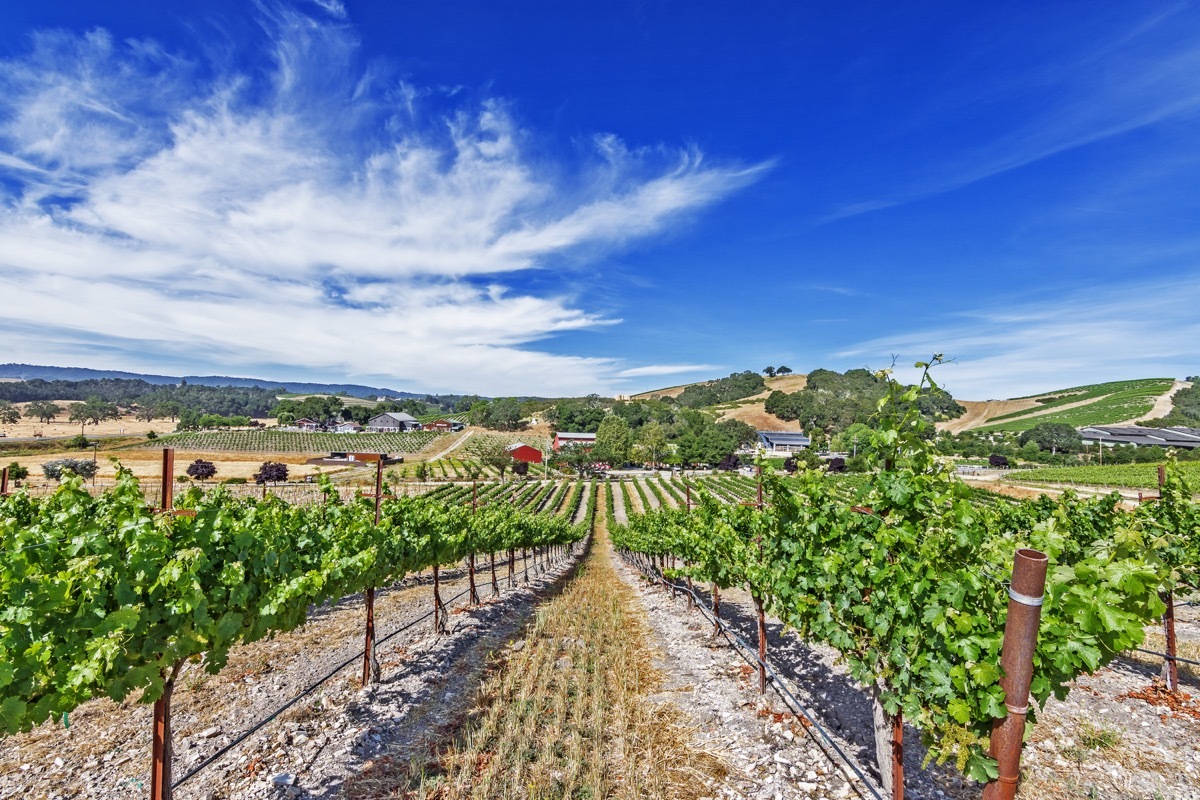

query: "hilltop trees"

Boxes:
[765, 368, 963, 435]
[676, 371, 765, 408]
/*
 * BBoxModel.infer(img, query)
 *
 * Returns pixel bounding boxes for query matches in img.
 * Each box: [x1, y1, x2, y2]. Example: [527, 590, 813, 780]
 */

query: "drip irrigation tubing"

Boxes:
[622, 552, 884, 800]
[173, 546, 577, 790]
[1134, 648, 1200, 667]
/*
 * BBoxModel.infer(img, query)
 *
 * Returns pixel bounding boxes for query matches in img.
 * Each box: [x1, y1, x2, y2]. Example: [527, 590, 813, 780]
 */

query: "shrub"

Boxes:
[988, 454, 1010, 468]
[5, 462, 29, 482]
[146, 430, 158, 440]
[222, 477, 247, 485]
[42, 458, 98, 480]
[66, 434, 91, 449]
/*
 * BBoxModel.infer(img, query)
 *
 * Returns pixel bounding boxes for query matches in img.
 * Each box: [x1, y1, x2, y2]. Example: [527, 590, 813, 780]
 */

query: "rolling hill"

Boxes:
[0, 363, 422, 399]
[634, 372, 1187, 435]
[942, 378, 1186, 433]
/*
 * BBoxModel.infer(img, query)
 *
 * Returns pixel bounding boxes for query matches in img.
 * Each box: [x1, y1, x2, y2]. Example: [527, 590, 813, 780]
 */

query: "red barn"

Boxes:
[506, 442, 543, 464]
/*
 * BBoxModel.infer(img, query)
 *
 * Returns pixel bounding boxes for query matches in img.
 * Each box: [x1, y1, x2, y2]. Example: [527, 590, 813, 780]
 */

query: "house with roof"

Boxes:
[294, 417, 322, 431]
[1079, 426, 1200, 450]
[553, 431, 597, 451]
[756, 430, 812, 452]
[366, 411, 421, 432]
[334, 422, 363, 433]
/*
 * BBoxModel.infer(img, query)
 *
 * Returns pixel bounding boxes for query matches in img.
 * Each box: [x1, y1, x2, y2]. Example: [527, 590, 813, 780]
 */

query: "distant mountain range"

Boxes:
[0, 364, 422, 400]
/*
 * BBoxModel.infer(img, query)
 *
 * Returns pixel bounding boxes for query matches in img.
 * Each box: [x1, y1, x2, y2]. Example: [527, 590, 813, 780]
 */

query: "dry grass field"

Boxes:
[0, 400, 179, 439]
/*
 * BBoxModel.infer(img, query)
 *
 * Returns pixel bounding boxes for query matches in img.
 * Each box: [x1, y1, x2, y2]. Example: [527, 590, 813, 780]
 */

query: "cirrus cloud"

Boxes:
[0, 4, 766, 395]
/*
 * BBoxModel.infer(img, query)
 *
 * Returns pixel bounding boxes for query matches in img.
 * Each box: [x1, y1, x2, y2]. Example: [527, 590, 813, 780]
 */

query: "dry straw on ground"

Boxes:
[345, 485, 726, 800]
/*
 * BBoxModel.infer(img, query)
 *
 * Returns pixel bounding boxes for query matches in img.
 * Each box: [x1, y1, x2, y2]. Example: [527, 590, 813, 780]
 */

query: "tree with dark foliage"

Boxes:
[716, 452, 740, 471]
[254, 461, 289, 484]
[186, 459, 218, 482]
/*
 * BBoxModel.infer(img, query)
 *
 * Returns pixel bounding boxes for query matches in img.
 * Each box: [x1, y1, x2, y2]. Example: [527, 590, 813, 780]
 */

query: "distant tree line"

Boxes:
[0, 378, 469, 424]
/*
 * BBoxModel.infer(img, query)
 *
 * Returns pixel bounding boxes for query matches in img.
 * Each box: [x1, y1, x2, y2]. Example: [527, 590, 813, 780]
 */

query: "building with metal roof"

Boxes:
[1079, 426, 1200, 450]
[756, 430, 812, 452]
[553, 431, 597, 451]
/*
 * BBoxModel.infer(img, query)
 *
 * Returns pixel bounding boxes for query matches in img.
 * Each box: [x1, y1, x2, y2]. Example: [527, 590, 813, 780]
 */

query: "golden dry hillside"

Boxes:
[631, 373, 807, 431]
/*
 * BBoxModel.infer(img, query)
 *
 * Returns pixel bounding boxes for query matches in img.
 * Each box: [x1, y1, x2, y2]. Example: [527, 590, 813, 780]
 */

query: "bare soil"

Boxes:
[1114, 379, 1193, 425]
[938, 399, 1040, 434]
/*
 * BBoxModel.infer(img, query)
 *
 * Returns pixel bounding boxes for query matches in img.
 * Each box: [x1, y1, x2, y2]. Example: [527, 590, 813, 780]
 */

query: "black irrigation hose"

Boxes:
[1134, 647, 1200, 667]
[622, 553, 883, 800]
[173, 546, 577, 790]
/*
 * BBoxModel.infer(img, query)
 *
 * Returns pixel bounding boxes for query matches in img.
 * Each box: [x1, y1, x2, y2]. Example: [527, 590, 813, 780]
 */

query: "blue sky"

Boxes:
[1, 1, 1198, 398]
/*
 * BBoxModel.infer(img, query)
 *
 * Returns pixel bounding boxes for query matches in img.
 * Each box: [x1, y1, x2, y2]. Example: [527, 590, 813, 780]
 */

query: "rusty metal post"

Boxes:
[983, 548, 1048, 800]
[1162, 590, 1179, 692]
[150, 691, 170, 800]
[149, 662, 181, 800]
[433, 563, 446, 634]
[361, 461, 384, 687]
[160, 448, 174, 511]
[685, 483, 691, 511]
[891, 713, 904, 800]
[756, 595, 767, 694]
[0, 467, 8, 496]
[361, 587, 376, 687]
[1156, 467, 1179, 692]
[712, 585, 721, 634]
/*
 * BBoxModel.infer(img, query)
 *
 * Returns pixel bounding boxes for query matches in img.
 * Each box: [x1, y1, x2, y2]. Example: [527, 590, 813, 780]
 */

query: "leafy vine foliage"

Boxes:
[613, 359, 1193, 782]
[0, 473, 584, 734]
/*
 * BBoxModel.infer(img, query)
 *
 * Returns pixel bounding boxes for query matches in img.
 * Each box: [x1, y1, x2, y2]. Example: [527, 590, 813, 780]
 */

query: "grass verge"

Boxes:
[345, 484, 726, 799]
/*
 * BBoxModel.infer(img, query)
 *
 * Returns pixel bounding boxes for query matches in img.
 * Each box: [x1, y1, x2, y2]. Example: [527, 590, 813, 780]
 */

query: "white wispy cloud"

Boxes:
[614, 364, 721, 379]
[0, 4, 764, 395]
[834, 276, 1200, 399]
[825, 7, 1200, 220]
